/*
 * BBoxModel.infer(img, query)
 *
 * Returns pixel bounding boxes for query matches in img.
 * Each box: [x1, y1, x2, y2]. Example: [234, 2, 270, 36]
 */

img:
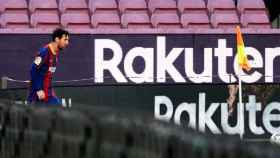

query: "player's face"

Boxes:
[57, 34, 69, 50]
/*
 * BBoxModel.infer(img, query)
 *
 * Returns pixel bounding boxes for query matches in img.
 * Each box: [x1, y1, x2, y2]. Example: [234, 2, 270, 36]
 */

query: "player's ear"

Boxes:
[55, 37, 60, 43]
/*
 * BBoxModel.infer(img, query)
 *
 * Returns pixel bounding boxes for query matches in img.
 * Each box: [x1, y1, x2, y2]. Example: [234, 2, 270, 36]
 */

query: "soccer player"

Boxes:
[227, 84, 238, 115]
[27, 28, 69, 105]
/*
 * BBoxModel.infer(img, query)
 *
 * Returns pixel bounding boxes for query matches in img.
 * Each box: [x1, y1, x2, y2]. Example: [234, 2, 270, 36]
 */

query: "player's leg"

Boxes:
[27, 90, 39, 104]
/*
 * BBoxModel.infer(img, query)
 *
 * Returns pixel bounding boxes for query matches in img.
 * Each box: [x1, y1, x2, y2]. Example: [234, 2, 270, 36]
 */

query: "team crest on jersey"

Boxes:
[49, 67, 56, 73]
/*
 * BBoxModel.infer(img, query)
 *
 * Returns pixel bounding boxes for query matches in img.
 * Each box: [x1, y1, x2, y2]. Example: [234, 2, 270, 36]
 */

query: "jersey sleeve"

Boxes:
[34, 48, 48, 68]
[31, 48, 48, 91]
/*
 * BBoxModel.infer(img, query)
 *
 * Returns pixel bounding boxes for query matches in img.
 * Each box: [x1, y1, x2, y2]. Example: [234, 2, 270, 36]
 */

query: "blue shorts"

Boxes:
[27, 90, 62, 106]
[45, 95, 62, 105]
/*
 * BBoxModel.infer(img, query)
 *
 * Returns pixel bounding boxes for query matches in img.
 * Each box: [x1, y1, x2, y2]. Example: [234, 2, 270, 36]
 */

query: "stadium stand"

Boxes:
[0, 0, 274, 29]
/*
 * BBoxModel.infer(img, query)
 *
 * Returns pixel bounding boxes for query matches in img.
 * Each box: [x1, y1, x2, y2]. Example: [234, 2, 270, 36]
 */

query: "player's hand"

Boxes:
[37, 90, 45, 100]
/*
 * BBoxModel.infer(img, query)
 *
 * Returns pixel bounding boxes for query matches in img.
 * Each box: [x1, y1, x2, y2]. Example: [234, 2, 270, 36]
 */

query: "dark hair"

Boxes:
[52, 28, 69, 41]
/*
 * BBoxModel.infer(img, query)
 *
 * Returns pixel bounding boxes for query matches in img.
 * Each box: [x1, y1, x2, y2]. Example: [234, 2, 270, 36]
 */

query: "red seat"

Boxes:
[0, 12, 29, 28]
[211, 11, 240, 28]
[181, 11, 210, 28]
[151, 13, 181, 28]
[59, 0, 88, 14]
[121, 13, 151, 28]
[29, 0, 59, 28]
[59, 0, 90, 28]
[148, 0, 177, 14]
[119, 0, 150, 28]
[119, 0, 147, 14]
[178, 0, 210, 28]
[149, 0, 178, 28]
[30, 12, 60, 28]
[177, 0, 207, 14]
[237, 0, 267, 14]
[29, 0, 58, 13]
[0, 0, 29, 28]
[207, 0, 239, 28]
[207, 0, 236, 13]
[89, 0, 118, 14]
[241, 12, 270, 28]
[0, 0, 28, 13]
[91, 13, 121, 28]
[61, 13, 91, 29]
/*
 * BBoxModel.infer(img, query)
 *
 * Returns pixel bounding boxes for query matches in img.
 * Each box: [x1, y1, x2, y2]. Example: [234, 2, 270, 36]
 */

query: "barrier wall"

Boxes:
[1, 34, 280, 87]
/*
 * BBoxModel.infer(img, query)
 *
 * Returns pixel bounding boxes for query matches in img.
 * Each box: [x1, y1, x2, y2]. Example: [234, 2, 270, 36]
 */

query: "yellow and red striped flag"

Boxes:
[236, 26, 251, 71]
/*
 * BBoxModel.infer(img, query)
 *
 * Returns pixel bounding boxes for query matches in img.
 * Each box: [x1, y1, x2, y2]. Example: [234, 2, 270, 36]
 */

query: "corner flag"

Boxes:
[236, 26, 251, 71]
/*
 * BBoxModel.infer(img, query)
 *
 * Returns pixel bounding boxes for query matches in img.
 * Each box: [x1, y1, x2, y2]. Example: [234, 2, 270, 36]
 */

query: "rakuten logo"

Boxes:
[154, 94, 280, 136]
[94, 36, 280, 84]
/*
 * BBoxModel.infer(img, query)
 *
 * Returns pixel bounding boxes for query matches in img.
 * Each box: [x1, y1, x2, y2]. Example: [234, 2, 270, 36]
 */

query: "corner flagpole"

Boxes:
[238, 67, 244, 139]
[236, 25, 250, 139]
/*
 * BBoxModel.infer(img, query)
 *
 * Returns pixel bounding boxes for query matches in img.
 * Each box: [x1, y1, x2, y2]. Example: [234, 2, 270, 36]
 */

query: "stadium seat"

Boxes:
[148, 0, 179, 28]
[0, 102, 9, 127]
[0, 0, 28, 13]
[7, 105, 29, 130]
[20, 130, 47, 158]
[207, 0, 239, 28]
[148, 0, 177, 14]
[210, 11, 240, 28]
[177, 0, 206, 13]
[91, 13, 121, 28]
[0, 12, 29, 28]
[89, 0, 118, 14]
[178, 0, 210, 28]
[30, 12, 60, 29]
[151, 13, 181, 28]
[85, 138, 98, 158]
[207, 0, 236, 13]
[54, 110, 91, 137]
[237, 0, 270, 28]
[59, 0, 88, 14]
[100, 143, 125, 158]
[29, 0, 60, 28]
[240, 12, 271, 28]
[0, 0, 29, 28]
[119, 0, 147, 14]
[181, 11, 211, 28]
[1, 128, 20, 158]
[61, 12, 91, 28]
[121, 13, 151, 28]
[89, 0, 120, 28]
[119, 0, 151, 28]
[237, 0, 267, 14]
[59, 0, 90, 28]
[48, 134, 84, 158]
[28, 107, 55, 131]
[29, 0, 58, 13]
